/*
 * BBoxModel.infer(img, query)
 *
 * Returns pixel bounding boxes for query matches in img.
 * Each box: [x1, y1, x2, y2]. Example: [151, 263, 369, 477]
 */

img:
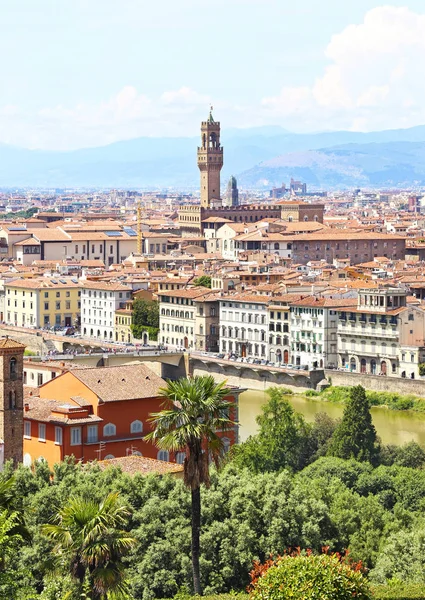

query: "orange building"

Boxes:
[23, 363, 239, 468]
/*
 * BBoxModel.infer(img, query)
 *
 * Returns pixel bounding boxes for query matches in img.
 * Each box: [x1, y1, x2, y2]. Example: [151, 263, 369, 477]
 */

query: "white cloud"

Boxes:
[262, 6, 425, 132]
[0, 85, 211, 150]
[1, 6, 425, 148]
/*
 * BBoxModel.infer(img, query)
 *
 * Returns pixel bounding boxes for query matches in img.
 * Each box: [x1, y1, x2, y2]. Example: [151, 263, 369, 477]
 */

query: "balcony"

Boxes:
[337, 328, 399, 339]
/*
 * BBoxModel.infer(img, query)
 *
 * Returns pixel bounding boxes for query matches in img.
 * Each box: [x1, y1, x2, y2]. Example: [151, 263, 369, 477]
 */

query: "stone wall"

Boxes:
[0, 326, 49, 354]
[325, 369, 425, 396]
[191, 359, 323, 392]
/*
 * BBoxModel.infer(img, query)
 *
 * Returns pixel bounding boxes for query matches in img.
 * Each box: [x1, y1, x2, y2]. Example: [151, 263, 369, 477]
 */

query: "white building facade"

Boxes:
[81, 281, 132, 341]
[219, 294, 269, 359]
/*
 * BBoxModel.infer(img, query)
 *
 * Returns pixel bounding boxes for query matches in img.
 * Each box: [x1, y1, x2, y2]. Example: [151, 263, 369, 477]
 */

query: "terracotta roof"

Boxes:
[0, 337, 25, 349]
[82, 281, 131, 292]
[290, 297, 358, 308]
[15, 238, 41, 247]
[158, 287, 213, 299]
[71, 364, 166, 402]
[97, 455, 183, 476]
[25, 397, 102, 424]
[5, 278, 81, 289]
[33, 229, 71, 242]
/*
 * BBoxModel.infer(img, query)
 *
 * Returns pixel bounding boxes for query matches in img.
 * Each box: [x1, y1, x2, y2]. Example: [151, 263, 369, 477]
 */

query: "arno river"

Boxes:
[239, 389, 425, 446]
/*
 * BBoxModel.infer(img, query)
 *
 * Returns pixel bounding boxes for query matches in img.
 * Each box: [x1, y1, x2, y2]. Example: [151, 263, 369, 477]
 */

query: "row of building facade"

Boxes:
[158, 286, 425, 379]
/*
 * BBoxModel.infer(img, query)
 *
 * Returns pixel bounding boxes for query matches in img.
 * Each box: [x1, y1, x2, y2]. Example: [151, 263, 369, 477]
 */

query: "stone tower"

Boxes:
[0, 338, 25, 466]
[224, 175, 239, 207]
[197, 108, 223, 208]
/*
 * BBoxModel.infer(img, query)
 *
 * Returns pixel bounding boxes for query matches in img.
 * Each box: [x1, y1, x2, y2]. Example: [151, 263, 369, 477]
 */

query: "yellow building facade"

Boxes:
[5, 278, 81, 329]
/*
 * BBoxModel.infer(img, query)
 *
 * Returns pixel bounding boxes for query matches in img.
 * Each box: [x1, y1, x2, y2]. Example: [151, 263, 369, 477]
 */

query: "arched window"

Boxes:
[222, 437, 231, 454]
[132, 450, 142, 456]
[23, 453, 32, 467]
[9, 357, 17, 378]
[103, 423, 116, 437]
[157, 450, 169, 462]
[104, 454, 115, 460]
[9, 391, 16, 409]
[274, 243, 280, 250]
[176, 452, 185, 464]
[130, 420, 143, 434]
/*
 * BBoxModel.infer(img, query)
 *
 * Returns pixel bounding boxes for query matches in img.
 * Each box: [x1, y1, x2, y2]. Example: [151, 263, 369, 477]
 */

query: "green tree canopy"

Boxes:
[131, 298, 159, 341]
[193, 276, 212, 288]
[328, 385, 379, 463]
[232, 387, 313, 473]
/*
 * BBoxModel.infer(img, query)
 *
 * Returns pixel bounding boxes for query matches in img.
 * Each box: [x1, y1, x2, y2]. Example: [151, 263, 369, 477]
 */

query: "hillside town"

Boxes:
[1, 112, 425, 599]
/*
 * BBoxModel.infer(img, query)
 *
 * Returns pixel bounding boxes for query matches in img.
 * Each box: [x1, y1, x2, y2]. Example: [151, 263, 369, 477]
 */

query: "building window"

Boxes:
[9, 357, 17, 379]
[157, 450, 169, 461]
[87, 425, 98, 443]
[55, 426, 63, 445]
[38, 423, 46, 442]
[44, 303, 49, 310]
[24, 420, 31, 438]
[176, 452, 185, 464]
[9, 391, 16, 409]
[130, 420, 143, 434]
[70, 427, 82, 446]
[103, 423, 116, 437]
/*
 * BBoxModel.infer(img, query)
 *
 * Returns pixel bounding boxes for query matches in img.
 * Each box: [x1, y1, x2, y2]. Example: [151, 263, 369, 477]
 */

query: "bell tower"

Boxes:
[197, 108, 224, 208]
[0, 337, 25, 466]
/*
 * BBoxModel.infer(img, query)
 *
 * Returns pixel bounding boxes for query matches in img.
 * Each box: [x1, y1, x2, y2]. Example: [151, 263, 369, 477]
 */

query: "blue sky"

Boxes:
[1, 0, 424, 149]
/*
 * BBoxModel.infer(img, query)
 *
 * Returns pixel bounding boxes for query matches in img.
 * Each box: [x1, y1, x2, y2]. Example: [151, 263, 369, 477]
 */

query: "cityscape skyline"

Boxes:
[0, 1, 424, 150]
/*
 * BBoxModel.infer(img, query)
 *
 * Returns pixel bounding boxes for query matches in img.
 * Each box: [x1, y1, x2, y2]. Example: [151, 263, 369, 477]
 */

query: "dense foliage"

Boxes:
[3, 385, 425, 597]
[131, 298, 160, 341]
[319, 386, 425, 412]
[193, 276, 212, 288]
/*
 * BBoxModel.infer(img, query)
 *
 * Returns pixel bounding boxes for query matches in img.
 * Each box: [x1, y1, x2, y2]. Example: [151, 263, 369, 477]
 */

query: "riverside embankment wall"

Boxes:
[191, 358, 325, 392]
[325, 369, 425, 396]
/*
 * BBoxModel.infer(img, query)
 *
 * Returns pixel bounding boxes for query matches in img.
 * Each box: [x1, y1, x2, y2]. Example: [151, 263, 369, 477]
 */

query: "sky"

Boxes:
[0, 0, 425, 150]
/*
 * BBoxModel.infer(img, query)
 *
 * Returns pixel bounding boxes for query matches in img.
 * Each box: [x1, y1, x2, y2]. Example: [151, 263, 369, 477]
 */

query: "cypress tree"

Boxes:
[328, 385, 378, 462]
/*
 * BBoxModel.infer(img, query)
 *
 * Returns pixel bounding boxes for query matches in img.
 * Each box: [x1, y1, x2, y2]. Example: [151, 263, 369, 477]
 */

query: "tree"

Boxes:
[42, 492, 135, 600]
[193, 276, 211, 289]
[394, 441, 425, 469]
[131, 298, 159, 341]
[232, 387, 313, 473]
[145, 375, 236, 595]
[328, 385, 379, 463]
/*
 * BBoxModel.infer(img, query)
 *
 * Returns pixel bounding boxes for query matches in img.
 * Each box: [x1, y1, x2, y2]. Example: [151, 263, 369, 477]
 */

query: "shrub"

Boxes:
[305, 390, 320, 397]
[277, 387, 294, 396]
[249, 551, 372, 600]
[372, 584, 425, 599]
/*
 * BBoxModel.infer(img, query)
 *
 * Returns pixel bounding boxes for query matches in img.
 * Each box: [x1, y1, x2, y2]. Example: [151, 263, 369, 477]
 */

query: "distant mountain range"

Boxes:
[2, 124, 425, 189]
[238, 141, 425, 190]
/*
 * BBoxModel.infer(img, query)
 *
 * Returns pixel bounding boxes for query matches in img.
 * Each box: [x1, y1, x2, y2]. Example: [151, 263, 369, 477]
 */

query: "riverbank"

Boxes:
[239, 388, 425, 445]
[309, 386, 425, 412]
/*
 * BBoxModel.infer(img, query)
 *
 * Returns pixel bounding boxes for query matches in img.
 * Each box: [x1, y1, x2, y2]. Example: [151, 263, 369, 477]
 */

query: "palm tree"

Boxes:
[42, 492, 136, 600]
[145, 375, 237, 595]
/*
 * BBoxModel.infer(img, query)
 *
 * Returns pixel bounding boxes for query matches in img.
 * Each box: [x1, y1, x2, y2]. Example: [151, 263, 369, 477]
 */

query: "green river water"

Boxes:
[239, 389, 425, 446]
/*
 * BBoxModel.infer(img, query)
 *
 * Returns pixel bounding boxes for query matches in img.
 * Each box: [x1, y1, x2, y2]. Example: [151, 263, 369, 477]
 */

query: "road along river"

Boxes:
[239, 389, 425, 446]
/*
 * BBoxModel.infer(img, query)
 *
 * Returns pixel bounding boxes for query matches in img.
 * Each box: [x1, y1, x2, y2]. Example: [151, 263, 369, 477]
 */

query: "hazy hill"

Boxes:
[238, 141, 425, 189]
[1, 125, 425, 188]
